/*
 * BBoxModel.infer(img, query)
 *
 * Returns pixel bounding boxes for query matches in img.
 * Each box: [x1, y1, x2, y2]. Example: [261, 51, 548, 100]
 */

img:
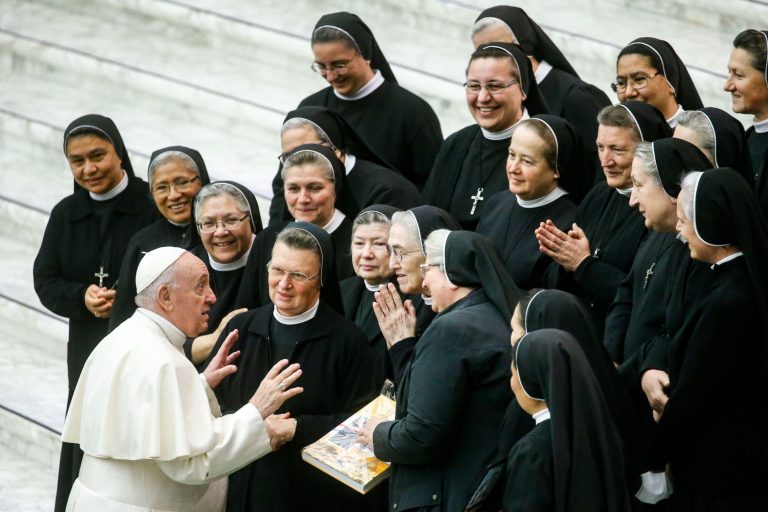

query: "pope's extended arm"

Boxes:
[156, 402, 271, 484]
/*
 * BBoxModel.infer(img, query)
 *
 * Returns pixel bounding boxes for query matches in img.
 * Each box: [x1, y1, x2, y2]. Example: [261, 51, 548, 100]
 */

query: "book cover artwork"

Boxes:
[302, 383, 396, 494]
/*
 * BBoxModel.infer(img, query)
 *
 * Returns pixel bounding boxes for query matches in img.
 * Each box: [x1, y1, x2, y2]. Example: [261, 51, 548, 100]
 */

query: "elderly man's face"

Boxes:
[169, 253, 216, 336]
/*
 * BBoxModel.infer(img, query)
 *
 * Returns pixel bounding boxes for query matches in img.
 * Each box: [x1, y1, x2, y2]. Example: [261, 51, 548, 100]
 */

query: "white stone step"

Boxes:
[622, 0, 768, 33]
[113, 0, 747, 124]
[0, 418, 58, 512]
[0, 302, 67, 434]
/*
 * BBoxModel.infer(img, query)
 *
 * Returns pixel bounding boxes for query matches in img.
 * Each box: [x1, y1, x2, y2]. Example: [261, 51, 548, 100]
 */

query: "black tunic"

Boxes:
[236, 218, 354, 310]
[189, 245, 247, 335]
[502, 420, 555, 512]
[299, 82, 443, 189]
[340, 276, 392, 388]
[604, 231, 683, 364]
[544, 182, 646, 336]
[33, 177, 154, 512]
[270, 158, 420, 224]
[372, 290, 512, 512]
[33, 177, 155, 403]
[652, 258, 768, 502]
[421, 125, 510, 230]
[538, 68, 611, 187]
[385, 294, 438, 386]
[477, 190, 577, 289]
[747, 127, 768, 217]
[209, 302, 378, 512]
[108, 219, 192, 331]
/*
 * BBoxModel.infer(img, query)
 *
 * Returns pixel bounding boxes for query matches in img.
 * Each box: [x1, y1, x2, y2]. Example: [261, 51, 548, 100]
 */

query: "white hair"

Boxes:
[424, 229, 451, 273]
[679, 171, 702, 221]
[391, 211, 424, 254]
[134, 262, 179, 308]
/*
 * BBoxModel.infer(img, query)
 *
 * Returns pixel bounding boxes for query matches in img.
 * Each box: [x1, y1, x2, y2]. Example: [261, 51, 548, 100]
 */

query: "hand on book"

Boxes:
[266, 412, 297, 451]
[357, 416, 387, 449]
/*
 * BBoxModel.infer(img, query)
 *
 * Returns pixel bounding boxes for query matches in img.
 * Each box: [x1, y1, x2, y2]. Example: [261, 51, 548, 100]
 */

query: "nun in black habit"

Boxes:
[373, 205, 462, 384]
[476, 114, 582, 290]
[109, 146, 211, 331]
[504, 329, 631, 512]
[181, 180, 263, 364]
[368, 230, 518, 512]
[269, 106, 419, 225]
[340, 204, 400, 388]
[674, 107, 755, 188]
[33, 114, 156, 512]
[209, 222, 377, 512]
[539, 101, 672, 338]
[651, 169, 768, 510]
[472, 6, 611, 184]
[300, 12, 442, 189]
[615, 37, 703, 127]
[236, 144, 359, 311]
[422, 42, 554, 230]
[605, 138, 712, 366]
[726, 29, 768, 217]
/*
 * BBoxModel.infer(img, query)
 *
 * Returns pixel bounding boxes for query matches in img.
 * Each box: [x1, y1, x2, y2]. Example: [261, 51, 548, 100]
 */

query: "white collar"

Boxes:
[208, 234, 255, 271]
[334, 70, 385, 101]
[323, 209, 346, 234]
[533, 408, 551, 424]
[711, 251, 743, 269]
[421, 294, 433, 306]
[89, 171, 128, 201]
[481, 108, 529, 141]
[666, 105, 685, 129]
[616, 186, 633, 197]
[137, 308, 186, 349]
[168, 219, 189, 227]
[534, 60, 553, 84]
[344, 153, 357, 175]
[273, 299, 320, 325]
[364, 280, 382, 292]
[753, 118, 768, 134]
[516, 186, 568, 208]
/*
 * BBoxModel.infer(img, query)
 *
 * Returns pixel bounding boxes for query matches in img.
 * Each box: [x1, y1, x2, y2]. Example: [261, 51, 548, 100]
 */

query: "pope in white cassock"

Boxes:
[61, 247, 303, 511]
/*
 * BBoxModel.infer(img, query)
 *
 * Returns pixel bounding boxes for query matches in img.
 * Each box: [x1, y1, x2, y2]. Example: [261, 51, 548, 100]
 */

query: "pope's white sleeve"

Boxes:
[199, 373, 222, 418]
[156, 403, 272, 485]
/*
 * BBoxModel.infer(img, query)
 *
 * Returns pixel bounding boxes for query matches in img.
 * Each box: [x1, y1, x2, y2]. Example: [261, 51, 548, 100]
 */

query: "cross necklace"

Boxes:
[470, 187, 484, 215]
[94, 266, 109, 288]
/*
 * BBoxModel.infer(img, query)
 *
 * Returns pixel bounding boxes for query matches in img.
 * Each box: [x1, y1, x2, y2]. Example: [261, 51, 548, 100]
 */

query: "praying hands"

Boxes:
[535, 220, 592, 272]
[372, 283, 417, 349]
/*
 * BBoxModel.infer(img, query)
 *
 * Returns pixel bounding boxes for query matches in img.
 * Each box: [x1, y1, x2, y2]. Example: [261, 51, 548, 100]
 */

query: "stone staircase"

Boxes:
[0, 0, 762, 508]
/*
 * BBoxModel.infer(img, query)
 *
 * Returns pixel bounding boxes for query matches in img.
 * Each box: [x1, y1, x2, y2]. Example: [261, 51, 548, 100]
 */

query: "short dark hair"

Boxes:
[510, 119, 557, 171]
[311, 26, 359, 53]
[617, 43, 664, 74]
[466, 46, 519, 80]
[596, 105, 642, 143]
[733, 29, 768, 74]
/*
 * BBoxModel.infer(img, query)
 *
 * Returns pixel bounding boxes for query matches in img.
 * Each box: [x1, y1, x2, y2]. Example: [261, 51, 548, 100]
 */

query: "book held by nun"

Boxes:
[301, 381, 396, 494]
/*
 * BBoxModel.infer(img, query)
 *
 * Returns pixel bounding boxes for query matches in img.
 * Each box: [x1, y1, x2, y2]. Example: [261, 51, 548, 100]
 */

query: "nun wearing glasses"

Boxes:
[207, 221, 377, 512]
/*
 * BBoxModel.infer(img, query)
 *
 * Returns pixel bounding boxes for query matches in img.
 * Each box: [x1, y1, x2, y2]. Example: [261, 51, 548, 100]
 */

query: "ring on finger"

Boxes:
[277, 381, 286, 392]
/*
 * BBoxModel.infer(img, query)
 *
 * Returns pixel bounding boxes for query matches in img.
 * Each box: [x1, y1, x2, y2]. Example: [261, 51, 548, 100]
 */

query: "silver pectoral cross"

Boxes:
[94, 266, 109, 288]
[643, 262, 656, 290]
[470, 187, 484, 215]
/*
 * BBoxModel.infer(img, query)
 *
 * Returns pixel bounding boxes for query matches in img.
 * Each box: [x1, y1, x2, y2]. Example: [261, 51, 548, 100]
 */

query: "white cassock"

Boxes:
[62, 308, 272, 511]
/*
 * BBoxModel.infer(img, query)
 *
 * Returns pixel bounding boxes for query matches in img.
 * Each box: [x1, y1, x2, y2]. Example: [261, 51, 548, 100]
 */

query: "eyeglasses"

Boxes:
[311, 55, 358, 76]
[419, 262, 443, 278]
[197, 214, 250, 233]
[386, 244, 422, 262]
[611, 72, 661, 93]
[464, 79, 519, 95]
[266, 263, 319, 283]
[151, 176, 199, 196]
